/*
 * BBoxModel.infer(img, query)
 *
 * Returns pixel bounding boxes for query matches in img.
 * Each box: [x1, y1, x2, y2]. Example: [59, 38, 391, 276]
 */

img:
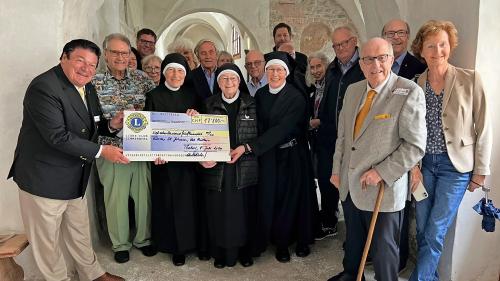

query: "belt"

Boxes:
[279, 138, 298, 149]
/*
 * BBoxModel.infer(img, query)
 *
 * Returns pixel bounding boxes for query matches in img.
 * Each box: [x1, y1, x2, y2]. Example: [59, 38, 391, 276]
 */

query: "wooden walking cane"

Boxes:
[356, 181, 385, 281]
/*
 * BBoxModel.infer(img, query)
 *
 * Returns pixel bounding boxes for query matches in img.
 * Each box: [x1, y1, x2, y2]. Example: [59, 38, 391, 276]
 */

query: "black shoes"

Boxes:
[172, 254, 186, 266]
[214, 258, 225, 269]
[114, 245, 156, 263]
[114, 250, 129, 263]
[275, 248, 291, 263]
[295, 244, 311, 257]
[315, 226, 339, 241]
[198, 251, 211, 261]
[239, 255, 254, 267]
[327, 271, 365, 281]
[138, 245, 158, 257]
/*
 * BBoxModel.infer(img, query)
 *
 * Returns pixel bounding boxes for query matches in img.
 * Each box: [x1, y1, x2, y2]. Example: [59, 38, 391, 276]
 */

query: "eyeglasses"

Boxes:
[139, 39, 155, 46]
[360, 54, 392, 65]
[266, 67, 286, 73]
[106, 49, 130, 58]
[144, 66, 161, 73]
[245, 61, 263, 68]
[383, 30, 408, 38]
[332, 37, 354, 50]
[219, 76, 239, 83]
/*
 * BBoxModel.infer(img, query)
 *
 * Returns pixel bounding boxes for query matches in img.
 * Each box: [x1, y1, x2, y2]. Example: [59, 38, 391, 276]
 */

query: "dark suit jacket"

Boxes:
[8, 65, 113, 200]
[397, 52, 426, 80]
[191, 66, 214, 100]
[317, 56, 365, 150]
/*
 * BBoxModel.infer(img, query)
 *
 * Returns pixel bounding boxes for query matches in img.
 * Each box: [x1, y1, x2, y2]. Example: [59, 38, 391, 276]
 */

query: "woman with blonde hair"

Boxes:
[217, 51, 234, 67]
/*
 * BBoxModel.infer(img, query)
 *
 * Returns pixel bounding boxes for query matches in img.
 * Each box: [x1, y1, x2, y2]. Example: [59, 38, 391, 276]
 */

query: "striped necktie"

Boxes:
[354, 89, 377, 139]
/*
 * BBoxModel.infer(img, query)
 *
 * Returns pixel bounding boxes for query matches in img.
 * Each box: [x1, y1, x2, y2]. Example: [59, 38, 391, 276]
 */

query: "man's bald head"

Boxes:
[359, 38, 394, 88]
[245, 50, 265, 81]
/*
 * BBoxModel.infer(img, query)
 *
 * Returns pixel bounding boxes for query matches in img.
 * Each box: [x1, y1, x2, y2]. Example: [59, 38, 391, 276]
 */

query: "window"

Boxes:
[232, 25, 241, 59]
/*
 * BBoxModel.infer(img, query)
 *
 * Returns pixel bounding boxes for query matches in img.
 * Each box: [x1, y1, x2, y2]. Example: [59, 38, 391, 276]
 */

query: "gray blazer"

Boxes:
[332, 73, 427, 212]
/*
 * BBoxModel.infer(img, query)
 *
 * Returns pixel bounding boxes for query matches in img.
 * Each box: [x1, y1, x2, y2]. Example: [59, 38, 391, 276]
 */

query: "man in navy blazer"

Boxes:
[8, 39, 128, 281]
[382, 19, 427, 273]
[383, 19, 426, 80]
[191, 39, 219, 100]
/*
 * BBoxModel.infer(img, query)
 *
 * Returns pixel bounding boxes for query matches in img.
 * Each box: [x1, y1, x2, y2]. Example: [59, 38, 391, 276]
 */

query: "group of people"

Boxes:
[8, 18, 491, 281]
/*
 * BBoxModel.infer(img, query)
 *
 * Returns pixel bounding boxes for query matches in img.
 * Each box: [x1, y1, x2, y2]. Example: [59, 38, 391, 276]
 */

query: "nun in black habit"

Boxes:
[144, 53, 201, 266]
[230, 52, 317, 263]
[199, 63, 258, 268]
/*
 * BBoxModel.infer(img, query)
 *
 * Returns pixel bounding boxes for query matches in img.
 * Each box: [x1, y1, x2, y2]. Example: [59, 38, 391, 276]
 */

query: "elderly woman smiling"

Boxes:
[231, 52, 316, 263]
[199, 63, 258, 269]
[409, 20, 492, 281]
[142, 54, 162, 85]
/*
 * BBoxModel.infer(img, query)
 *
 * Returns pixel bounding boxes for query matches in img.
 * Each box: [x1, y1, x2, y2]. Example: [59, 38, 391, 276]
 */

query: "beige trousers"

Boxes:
[18, 189, 104, 281]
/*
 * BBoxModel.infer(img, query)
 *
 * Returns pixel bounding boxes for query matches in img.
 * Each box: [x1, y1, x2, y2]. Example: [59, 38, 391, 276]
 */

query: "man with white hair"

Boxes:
[92, 33, 157, 263]
[192, 39, 219, 100]
[327, 38, 426, 281]
[316, 26, 365, 235]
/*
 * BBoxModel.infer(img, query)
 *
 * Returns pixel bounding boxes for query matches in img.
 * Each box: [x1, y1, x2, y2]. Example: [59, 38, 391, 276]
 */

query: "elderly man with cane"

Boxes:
[327, 38, 427, 281]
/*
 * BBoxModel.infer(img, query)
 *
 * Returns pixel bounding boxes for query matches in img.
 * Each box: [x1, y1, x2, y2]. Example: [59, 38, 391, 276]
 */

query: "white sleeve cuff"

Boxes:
[95, 145, 103, 158]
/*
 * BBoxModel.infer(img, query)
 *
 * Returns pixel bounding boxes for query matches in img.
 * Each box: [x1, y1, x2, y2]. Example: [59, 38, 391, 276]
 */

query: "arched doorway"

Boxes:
[156, 12, 260, 77]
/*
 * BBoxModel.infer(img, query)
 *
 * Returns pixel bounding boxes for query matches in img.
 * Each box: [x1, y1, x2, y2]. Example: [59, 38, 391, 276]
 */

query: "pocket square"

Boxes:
[374, 114, 391, 120]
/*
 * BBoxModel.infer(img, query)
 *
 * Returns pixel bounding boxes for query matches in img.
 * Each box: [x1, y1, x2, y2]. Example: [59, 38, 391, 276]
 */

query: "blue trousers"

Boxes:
[410, 153, 471, 281]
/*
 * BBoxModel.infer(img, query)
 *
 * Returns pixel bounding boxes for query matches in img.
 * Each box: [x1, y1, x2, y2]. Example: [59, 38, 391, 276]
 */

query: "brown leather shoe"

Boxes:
[93, 272, 125, 281]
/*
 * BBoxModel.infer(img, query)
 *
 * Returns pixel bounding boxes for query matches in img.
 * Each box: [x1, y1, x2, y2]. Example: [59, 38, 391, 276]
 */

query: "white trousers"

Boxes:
[19, 189, 104, 281]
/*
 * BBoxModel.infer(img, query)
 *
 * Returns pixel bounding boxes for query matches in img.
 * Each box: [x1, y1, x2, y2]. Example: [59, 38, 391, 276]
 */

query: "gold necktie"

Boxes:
[77, 87, 87, 107]
[353, 89, 377, 139]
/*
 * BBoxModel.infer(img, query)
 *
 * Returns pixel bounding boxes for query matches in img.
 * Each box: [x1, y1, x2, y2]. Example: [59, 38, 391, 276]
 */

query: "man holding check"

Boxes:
[327, 38, 427, 281]
[9, 39, 126, 281]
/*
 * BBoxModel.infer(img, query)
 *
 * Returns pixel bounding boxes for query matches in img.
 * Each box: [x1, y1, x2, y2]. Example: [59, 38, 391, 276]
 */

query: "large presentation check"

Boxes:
[122, 111, 230, 161]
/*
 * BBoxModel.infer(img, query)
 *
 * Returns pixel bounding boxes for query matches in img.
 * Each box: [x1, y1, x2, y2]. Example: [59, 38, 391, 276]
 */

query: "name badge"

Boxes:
[94, 115, 101, 122]
[393, 88, 410, 96]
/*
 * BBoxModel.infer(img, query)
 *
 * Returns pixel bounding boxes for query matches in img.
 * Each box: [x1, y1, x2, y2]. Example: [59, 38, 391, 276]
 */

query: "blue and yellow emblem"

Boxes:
[126, 112, 148, 133]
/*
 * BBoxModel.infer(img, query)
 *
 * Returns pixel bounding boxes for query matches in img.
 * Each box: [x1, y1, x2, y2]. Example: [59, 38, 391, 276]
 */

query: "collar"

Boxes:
[269, 82, 286, 94]
[201, 65, 216, 76]
[250, 75, 267, 87]
[366, 71, 393, 93]
[394, 51, 407, 66]
[221, 90, 240, 104]
[339, 48, 360, 68]
[164, 81, 180, 91]
[104, 67, 131, 80]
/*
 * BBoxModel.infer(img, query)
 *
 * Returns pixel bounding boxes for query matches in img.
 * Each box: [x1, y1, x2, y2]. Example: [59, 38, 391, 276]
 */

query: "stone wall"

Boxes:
[270, 0, 357, 60]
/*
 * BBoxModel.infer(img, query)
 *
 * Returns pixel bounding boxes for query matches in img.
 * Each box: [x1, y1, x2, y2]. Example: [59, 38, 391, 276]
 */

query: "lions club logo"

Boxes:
[126, 112, 148, 133]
